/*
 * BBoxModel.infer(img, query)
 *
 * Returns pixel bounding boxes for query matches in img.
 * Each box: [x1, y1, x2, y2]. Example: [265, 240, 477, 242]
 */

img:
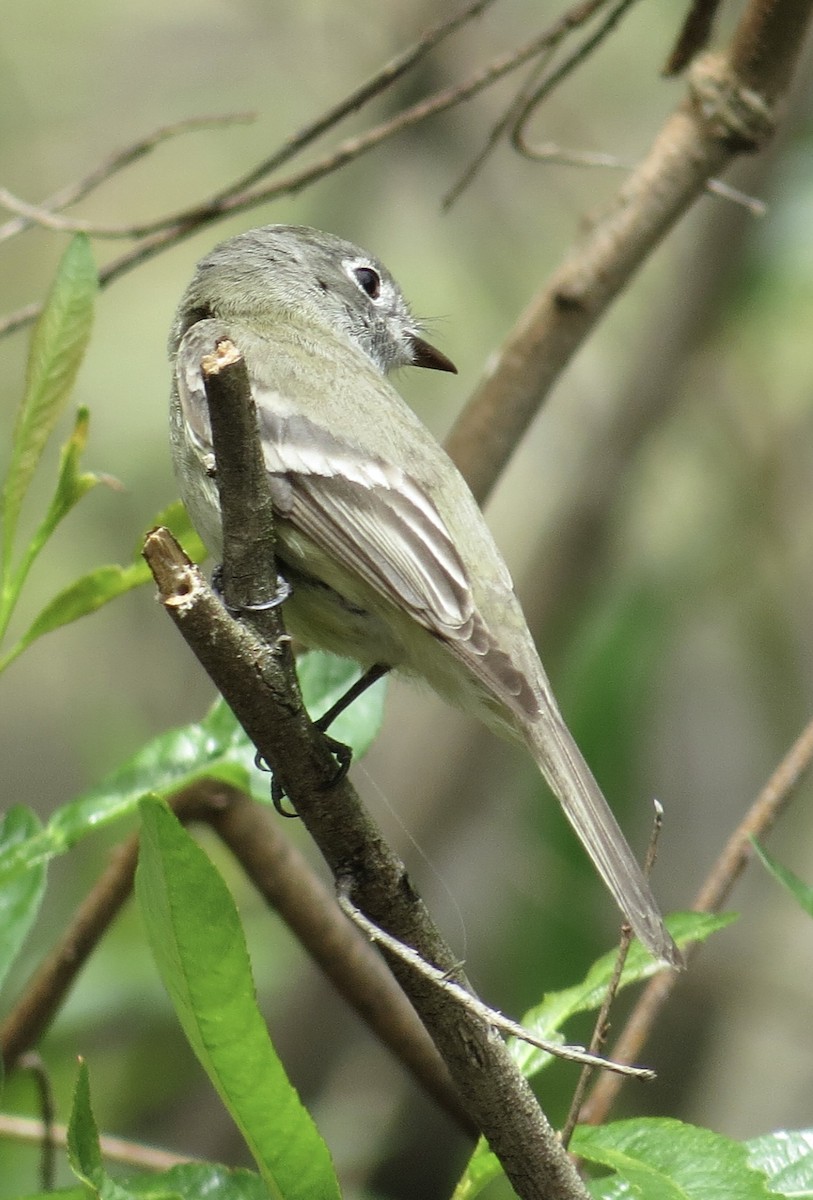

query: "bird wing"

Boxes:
[175, 321, 539, 717]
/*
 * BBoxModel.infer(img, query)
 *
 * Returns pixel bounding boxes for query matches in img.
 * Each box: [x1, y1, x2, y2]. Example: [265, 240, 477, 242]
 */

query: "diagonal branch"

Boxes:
[579, 713, 813, 1127]
[144, 341, 590, 1200]
[444, 0, 812, 503]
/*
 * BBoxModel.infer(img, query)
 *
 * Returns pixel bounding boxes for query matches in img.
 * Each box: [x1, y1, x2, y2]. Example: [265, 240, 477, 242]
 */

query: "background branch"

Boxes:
[444, 0, 812, 502]
[580, 712, 813, 1126]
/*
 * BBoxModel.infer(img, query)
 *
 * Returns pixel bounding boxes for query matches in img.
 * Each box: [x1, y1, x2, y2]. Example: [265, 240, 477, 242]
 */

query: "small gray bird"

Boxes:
[169, 224, 680, 968]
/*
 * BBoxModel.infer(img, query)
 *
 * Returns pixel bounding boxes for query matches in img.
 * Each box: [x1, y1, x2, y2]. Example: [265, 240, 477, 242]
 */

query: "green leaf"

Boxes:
[0, 499, 208, 675]
[746, 1128, 813, 1197]
[453, 913, 737, 1199]
[573, 1118, 775, 1199]
[512, 911, 736, 1079]
[0, 408, 105, 643]
[295, 652, 387, 758]
[0, 649, 383, 886]
[0, 807, 47, 991]
[1, 235, 96, 583]
[752, 840, 813, 918]
[136, 798, 340, 1200]
[121, 1164, 271, 1200]
[67, 1059, 137, 1200]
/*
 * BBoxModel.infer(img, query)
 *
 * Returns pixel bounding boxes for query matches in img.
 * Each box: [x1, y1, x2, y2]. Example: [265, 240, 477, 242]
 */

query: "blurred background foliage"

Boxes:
[1, 2, 812, 1197]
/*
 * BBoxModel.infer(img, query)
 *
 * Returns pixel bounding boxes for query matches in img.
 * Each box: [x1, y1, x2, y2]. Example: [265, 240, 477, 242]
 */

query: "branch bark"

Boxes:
[444, 0, 812, 503]
[144, 342, 590, 1200]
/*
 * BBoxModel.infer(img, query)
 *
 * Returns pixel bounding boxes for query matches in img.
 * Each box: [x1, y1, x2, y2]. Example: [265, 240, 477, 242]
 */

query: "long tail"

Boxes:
[526, 711, 682, 969]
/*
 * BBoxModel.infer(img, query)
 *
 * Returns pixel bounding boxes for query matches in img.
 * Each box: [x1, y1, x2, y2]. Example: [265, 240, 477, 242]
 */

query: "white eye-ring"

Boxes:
[346, 260, 382, 300]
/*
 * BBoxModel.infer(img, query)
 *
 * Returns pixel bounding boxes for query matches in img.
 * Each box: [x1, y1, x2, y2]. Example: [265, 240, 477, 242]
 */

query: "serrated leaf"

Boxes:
[0, 806, 47, 991]
[572, 1118, 775, 1199]
[136, 799, 340, 1200]
[746, 1129, 813, 1197]
[752, 840, 813, 918]
[1, 235, 96, 579]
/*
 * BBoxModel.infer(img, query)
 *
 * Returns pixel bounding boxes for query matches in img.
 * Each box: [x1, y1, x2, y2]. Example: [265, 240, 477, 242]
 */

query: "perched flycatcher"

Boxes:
[169, 225, 680, 968]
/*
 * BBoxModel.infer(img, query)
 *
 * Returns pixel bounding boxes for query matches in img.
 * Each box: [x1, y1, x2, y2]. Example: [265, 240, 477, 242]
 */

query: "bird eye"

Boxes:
[353, 266, 381, 299]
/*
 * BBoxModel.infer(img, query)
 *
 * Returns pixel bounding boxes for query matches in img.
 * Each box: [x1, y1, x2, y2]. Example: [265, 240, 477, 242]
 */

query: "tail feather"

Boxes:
[526, 713, 682, 969]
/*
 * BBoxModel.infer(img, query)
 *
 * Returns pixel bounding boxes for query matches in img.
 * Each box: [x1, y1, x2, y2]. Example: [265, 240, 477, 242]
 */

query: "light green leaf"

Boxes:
[1, 235, 96, 581]
[0, 499, 208, 675]
[746, 1128, 813, 1197]
[121, 1164, 271, 1200]
[453, 913, 737, 1199]
[0, 651, 382, 886]
[136, 798, 340, 1199]
[512, 911, 736, 1079]
[67, 1059, 139, 1200]
[573, 1118, 775, 1199]
[752, 840, 813, 919]
[0, 807, 47, 991]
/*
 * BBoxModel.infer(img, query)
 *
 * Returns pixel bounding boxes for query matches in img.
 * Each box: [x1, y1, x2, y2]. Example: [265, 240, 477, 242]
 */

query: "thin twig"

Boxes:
[580, 714, 813, 1126]
[218, 0, 498, 200]
[16, 1053, 56, 1190]
[443, 17, 796, 502]
[560, 802, 663, 1147]
[337, 887, 653, 1080]
[0, 5, 649, 338]
[444, 0, 617, 207]
[0, 1113, 195, 1172]
[664, 0, 725, 75]
[511, 0, 642, 161]
[0, 114, 256, 244]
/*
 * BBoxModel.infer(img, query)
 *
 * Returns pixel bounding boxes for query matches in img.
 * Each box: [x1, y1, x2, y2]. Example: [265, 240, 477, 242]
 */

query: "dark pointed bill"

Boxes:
[410, 334, 457, 374]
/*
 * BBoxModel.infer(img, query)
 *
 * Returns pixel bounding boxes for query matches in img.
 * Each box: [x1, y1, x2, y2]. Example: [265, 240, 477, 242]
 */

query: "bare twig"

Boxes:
[443, 0, 810, 502]
[444, 0, 622, 207]
[0, 3, 659, 339]
[337, 887, 653, 1079]
[580, 714, 813, 1127]
[664, 0, 724, 75]
[0, 114, 256, 244]
[560, 802, 663, 1147]
[146, 343, 590, 1199]
[511, 0, 641, 160]
[0, 1112, 194, 1172]
[16, 1053, 56, 1190]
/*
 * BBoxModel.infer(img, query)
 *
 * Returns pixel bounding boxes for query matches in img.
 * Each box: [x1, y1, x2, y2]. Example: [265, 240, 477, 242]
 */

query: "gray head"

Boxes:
[170, 224, 456, 377]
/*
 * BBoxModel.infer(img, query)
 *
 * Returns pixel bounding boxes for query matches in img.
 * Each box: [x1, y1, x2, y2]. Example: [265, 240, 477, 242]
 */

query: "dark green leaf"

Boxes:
[573, 1118, 775, 1199]
[0, 807, 47, 991]
[752, 840, 813, 918]
[1, 235, 96, 579]
[136, 799, 340, 1199]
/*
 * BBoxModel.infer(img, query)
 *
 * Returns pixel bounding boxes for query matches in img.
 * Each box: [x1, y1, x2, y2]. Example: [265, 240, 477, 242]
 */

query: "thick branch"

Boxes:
[144, 345, 589, 1200]
[445, 1, 812, 502]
